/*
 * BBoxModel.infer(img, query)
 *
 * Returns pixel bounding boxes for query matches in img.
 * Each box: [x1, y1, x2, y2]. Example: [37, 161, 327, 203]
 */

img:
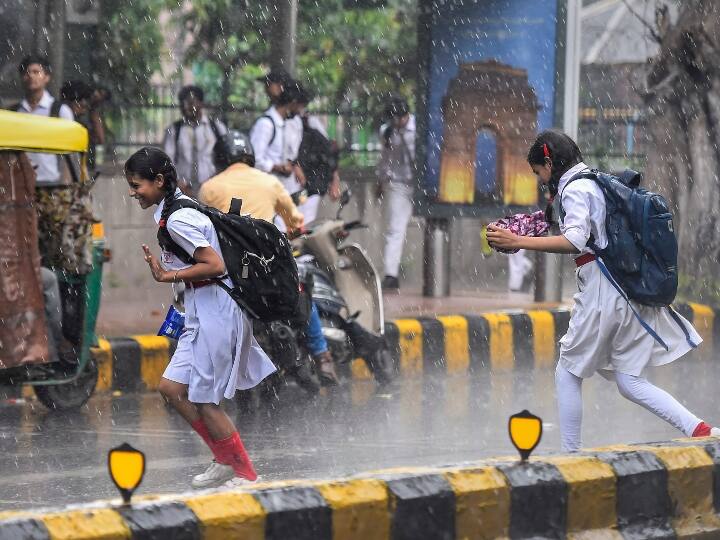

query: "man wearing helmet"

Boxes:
[200, 131, 339, 386]
[199, 130, 304, 231]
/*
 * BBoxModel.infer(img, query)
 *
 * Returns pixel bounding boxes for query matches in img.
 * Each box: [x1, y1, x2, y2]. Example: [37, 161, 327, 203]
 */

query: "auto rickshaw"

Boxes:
[0, 109, 107, 410]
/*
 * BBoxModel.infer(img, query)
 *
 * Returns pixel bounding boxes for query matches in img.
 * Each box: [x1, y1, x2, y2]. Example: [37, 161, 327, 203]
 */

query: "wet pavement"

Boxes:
[1, 355, 718, 511]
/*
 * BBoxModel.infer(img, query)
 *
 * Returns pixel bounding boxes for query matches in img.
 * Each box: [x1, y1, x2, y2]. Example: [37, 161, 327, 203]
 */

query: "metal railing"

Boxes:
[100, 93, 382, 167]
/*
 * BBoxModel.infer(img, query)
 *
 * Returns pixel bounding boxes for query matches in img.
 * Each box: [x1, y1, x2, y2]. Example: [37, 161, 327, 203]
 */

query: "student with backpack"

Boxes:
[163, 85, 227, 195]
[287, 83, 341, 226]
[125, 147, 276, 488]
[487, 129, 717, 451]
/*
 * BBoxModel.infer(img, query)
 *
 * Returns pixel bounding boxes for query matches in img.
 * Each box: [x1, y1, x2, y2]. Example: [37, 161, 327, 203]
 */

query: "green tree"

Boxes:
[92, 0, 165, 102]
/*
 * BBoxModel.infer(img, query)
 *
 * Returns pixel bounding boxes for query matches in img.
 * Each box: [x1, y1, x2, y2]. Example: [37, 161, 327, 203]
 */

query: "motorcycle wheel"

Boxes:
[34, 359, 98, 410]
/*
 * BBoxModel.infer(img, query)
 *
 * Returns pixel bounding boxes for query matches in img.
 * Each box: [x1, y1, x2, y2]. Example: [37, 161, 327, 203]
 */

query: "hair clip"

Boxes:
[543, 143, 550, 158]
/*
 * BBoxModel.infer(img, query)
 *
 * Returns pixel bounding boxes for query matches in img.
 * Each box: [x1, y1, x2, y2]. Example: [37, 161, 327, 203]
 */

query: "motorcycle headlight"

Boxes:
[322, 327, 347, 342]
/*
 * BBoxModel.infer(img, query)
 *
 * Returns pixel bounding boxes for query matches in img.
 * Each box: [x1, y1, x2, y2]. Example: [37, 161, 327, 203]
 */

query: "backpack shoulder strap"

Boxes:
[157, 197, 204, 264]
[172, 119, 184, 160]
[50, 99, 62, 118]
[259, 114, 276, 146]
[209, 118, 223, 141]
[558, 170, 597, 224]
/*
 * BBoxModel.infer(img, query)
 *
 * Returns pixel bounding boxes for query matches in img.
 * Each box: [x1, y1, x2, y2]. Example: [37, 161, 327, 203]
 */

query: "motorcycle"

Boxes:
[292, 190, 394, 385]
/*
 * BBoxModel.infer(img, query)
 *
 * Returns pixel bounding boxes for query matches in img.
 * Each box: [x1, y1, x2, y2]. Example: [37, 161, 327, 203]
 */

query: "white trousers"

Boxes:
[382, 183, 414, 278]
[508, 250, 533, 291]
[555, 363, 702, 451]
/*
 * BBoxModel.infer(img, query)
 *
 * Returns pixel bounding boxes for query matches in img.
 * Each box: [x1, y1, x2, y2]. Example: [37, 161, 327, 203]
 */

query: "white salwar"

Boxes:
[155, 192, 276, 404]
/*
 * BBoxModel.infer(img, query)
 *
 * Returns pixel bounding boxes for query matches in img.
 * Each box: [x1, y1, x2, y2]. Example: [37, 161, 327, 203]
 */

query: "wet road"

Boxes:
[1, 355, 718, 511]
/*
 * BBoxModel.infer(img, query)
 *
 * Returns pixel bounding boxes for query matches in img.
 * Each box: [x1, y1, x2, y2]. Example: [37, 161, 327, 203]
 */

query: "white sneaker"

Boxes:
[711, 428, 720, 437]
[191, 460, 235, 489]
[223, 475, 260, 489]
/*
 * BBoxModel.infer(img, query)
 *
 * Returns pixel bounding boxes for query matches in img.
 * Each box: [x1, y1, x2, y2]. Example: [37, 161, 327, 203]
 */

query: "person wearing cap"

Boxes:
[376, 96, 416, 292]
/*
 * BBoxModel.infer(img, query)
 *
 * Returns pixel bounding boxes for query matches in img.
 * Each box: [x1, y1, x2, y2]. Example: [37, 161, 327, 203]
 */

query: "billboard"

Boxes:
[416, 0, 566, 218]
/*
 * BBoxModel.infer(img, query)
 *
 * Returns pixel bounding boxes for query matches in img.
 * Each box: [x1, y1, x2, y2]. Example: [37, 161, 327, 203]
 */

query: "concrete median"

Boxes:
[73, 301, 716, 395]
[2, 437, 720, 539]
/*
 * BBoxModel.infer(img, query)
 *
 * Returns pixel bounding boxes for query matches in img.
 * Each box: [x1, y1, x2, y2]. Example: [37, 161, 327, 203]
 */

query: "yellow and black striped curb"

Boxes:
[79, 301, 715, 393]
[2, 437, 720, 539]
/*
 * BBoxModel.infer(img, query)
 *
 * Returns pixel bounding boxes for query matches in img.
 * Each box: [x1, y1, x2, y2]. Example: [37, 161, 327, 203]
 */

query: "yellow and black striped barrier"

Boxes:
[2, 436, 720, 539]
[54, 301, 714, 394]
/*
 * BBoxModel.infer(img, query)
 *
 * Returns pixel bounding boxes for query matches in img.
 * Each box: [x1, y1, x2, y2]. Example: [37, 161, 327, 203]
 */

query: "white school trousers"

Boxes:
[382, 183, 414, 278]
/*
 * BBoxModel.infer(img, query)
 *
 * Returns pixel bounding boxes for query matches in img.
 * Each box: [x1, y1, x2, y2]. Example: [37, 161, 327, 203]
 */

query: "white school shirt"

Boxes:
[153, 191, 230, 286]
[250, 106, 286, 177]
[17, 91, 74, 185]
[558, 162, 609, 256]
[162, 114, 227, 190]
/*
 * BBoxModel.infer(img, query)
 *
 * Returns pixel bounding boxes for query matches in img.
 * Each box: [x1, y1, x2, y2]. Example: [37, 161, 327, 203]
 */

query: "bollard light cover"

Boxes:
[508, 410, 542, 461]
[108, 442, 145, 504]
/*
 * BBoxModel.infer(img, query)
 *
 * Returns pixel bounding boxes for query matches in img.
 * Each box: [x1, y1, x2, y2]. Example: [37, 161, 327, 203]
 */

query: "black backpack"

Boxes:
[297, 118, 338, 196]
[157, 197, 300, 322]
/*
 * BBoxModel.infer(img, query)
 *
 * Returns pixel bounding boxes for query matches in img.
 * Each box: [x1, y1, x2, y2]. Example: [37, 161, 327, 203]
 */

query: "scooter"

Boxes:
[293, 190, 394, 385]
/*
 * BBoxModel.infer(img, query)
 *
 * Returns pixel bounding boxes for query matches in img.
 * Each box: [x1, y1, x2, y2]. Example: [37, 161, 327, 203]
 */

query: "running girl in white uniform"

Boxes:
[125, 147, 276, 487]
[487, 130, 717, 451]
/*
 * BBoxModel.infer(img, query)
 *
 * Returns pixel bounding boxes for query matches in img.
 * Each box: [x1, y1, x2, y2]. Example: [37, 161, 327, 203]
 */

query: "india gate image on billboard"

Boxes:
[438, 60, 539, 205]
[418, 0, 562, 214]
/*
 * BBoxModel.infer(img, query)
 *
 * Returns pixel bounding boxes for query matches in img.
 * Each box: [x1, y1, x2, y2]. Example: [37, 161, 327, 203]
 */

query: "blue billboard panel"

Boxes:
[421, 0, 562, 211]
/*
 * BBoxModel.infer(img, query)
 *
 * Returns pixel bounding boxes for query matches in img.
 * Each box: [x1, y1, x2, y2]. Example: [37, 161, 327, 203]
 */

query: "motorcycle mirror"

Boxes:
[337, 189, 352, 218]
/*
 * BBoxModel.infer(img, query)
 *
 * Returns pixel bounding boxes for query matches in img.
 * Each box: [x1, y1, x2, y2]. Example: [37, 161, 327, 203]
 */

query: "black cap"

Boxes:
[257, 68, 292, 85]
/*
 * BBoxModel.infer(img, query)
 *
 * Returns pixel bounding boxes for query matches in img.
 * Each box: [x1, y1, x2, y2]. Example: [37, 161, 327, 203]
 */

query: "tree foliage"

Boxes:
[93, 0, 165, 103]
[172, 0, 417, 115]
[642, 0, 720, 300]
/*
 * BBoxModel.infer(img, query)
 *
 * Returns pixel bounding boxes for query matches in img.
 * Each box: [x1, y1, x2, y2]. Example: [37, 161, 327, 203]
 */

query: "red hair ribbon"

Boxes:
[543, 143, 550, 158]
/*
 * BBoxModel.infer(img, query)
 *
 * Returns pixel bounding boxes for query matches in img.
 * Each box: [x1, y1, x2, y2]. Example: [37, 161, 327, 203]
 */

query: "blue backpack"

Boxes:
[562, 169, 695, 350]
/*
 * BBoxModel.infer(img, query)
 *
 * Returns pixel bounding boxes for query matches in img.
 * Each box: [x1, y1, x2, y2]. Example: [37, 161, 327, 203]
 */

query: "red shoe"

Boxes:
[692, 421, 720, 437]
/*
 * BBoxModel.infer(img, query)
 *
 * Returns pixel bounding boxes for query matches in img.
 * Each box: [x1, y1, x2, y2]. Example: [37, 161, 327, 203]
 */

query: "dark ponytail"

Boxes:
[124, 147, 179, 221]
[527, 130, 583, 197]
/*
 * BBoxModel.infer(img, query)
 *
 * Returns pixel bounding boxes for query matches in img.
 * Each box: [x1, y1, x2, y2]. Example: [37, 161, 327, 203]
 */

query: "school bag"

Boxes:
[297, 117, 338, 196]
[157, 197, 300, 322]
[561, 169, 696, 350]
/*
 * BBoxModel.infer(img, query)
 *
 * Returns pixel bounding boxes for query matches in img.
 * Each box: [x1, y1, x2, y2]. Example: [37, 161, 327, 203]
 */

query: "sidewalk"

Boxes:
[96, 284, 565, 337]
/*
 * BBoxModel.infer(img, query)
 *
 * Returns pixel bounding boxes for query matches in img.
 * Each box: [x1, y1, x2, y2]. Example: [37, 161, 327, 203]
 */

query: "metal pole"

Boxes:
[423, 218, 451, 297]
[538, 0, 581, 303]
[47, 0, 66, 97]
[270, 0, 298, 76]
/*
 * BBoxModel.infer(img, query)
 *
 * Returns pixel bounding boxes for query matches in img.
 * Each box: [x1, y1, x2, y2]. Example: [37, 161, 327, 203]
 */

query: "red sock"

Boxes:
[693, 421, 712, 437]
[213, 432, 257, 481]
[190, 419, 228, 463]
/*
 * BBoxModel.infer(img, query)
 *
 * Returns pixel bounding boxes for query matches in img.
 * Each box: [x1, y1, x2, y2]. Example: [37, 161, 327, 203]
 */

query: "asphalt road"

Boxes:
[1, 355, 718, 511]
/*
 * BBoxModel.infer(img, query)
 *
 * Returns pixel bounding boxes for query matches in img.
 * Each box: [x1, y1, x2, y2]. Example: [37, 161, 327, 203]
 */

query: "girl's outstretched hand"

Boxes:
[142, 244, 169, 283]
[486, 224, 520, 251]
